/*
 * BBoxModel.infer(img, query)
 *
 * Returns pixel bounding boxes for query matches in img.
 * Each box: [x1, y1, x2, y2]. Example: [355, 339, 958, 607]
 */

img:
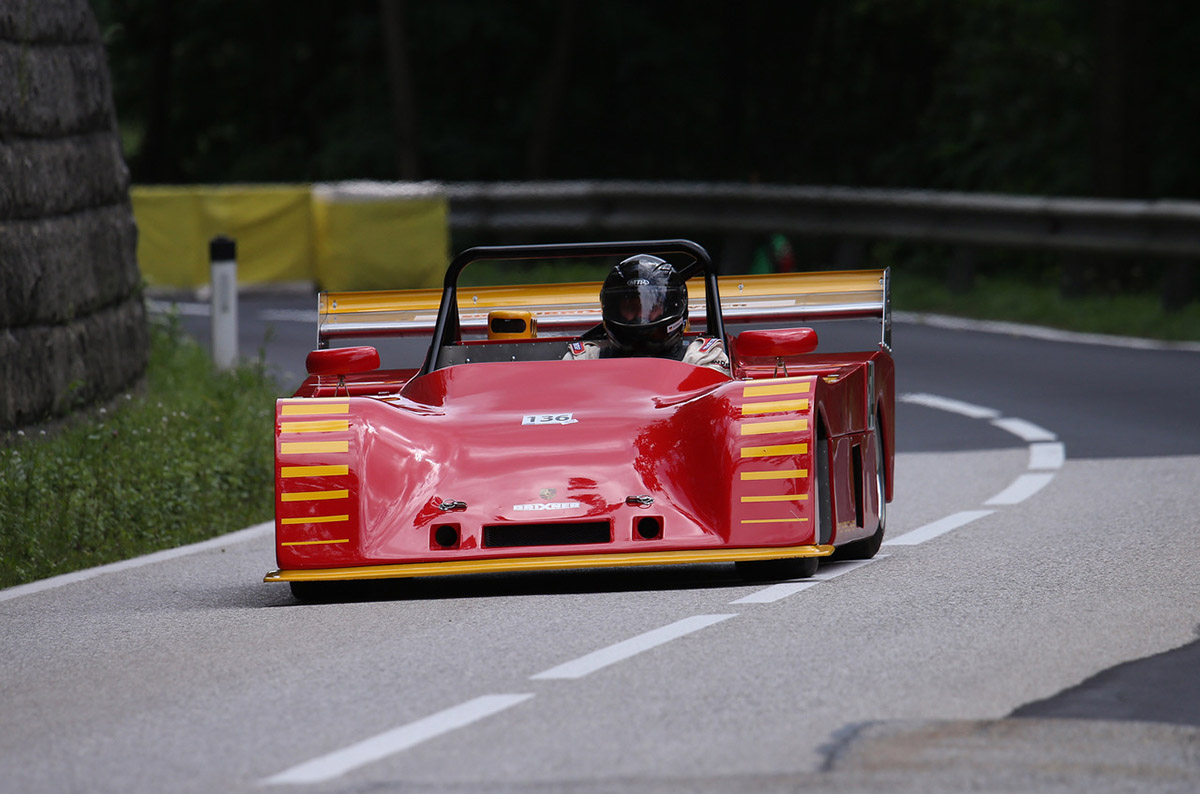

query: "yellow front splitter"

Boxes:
[265, 544, 835, 583]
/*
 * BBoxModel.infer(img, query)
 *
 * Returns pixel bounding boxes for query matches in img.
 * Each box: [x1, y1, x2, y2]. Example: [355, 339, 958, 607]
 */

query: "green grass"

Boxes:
[892, 274, 1200, 342]
[0, 315, 280, 589]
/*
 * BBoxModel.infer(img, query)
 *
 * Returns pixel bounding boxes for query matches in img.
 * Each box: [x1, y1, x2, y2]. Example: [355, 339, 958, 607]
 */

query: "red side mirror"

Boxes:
[305, 346, 381, 376]
[736, 328, 818, 357]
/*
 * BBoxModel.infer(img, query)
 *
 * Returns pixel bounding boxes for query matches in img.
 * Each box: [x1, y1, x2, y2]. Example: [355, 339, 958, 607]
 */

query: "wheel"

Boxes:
[288, 580, 356, 603]
[736, 555, 819, 581]
[736, 427, 830, 582]
[831, 430, 886, 561]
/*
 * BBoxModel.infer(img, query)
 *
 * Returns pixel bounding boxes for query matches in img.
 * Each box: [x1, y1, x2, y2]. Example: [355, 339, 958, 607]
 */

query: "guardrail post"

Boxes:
[948, 246, 976, 294]
[1161, 258, 1195, 312]
[209, 235, 238, 370]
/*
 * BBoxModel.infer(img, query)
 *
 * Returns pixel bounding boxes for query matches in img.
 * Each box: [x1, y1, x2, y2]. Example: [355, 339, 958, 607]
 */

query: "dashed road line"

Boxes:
[884, 510, 995, 546]
[530, 614, 737, 680]
[887, 393, 1067, 546]
[730, 581, 818, 604]
[985, 472, 1057, 506]
[897, 393, 1000, 420]
[263, 694, 534, 786]
[991, 416, 1057, 443]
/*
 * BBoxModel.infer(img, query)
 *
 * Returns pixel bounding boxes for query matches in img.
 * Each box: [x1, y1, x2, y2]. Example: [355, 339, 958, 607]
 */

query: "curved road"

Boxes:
[2, 298, 1198, 793]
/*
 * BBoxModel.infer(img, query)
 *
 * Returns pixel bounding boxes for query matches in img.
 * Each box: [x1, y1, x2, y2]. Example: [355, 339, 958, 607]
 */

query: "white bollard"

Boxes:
[209, 236, 238, 370]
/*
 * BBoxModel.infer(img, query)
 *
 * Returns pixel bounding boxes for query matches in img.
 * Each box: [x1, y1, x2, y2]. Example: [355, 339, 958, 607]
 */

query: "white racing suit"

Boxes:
[563, 337, 730, 376]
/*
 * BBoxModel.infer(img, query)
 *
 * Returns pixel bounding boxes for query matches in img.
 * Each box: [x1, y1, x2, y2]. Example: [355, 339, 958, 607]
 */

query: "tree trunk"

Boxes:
[380, 0, 420, 180]
[525, 0, 579, 179]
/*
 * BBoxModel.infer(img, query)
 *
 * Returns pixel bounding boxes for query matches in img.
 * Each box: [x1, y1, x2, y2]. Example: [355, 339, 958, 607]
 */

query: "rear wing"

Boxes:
[318, 268, 891, 351]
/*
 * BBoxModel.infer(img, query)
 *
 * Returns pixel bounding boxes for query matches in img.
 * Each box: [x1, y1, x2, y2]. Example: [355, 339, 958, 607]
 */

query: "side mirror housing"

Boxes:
[305, 346, 381, 377]
[735, 327, 818, 358]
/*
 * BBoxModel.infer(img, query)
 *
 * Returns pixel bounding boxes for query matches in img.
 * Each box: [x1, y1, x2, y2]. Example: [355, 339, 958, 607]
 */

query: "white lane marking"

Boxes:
[899, 393, 1000, 420]
[730, 548, 886, 604]
[883, 510, 995, 546]
[262, 694, 534, 786]
[147, 301, 314, 324]
[893, 311, 1200, 353]
[730, 582, 818, 604]
[1028, 441, 1066, 470]
[813, 557, 882, 580]
[146, 299, 210, 317]
[261, 309, 316, 323]
[985, 472, 1057, 506]
[991, 416, 1057, 443]
[530, 614, 736, 680]
[0, 521, 274, 603]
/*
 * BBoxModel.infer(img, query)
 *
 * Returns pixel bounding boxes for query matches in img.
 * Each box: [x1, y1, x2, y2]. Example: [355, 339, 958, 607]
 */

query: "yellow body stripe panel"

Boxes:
[280, 538, 351, 547]
[743, 381, 812, 398]
[741, 399, 809, 415]
[740, 419, 808, 435]
[281, 403, 349, 416]
[280, 490, 349, 502]
[740, 517, 810, 524]
[740, 468, 807, 480]
[740, 494, 808, 503]
[280, 514, 349, 525]
[281, 465, 349, 478]
[741, 443, 808, 458]
[265, 544, 837, 582]
[280, 420, 350, 433]
[280, 441, 349, 454]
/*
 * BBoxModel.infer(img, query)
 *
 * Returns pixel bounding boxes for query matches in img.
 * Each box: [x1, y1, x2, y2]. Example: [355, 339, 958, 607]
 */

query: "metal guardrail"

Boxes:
[445, 181, 1200, 257]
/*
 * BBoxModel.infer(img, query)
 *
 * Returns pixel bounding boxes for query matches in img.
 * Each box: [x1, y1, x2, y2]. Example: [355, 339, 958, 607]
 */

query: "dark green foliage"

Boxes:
[0, 315, 278, 588]
[85, 0, 1153, 193]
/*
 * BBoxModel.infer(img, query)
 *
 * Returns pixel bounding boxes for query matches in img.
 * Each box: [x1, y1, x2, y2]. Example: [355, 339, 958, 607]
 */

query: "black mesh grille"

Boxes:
[483, 522, 611, 548]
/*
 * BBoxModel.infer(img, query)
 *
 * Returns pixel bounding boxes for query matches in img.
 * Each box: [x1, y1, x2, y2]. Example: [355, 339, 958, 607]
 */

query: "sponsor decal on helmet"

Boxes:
[627, 278, 650, 286]
[667, 317, 685, 334]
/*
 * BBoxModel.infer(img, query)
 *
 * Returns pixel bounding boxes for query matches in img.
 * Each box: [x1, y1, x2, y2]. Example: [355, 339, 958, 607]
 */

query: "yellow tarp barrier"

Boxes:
[131, 183, 448, 291]
[312, 184, 447, 291]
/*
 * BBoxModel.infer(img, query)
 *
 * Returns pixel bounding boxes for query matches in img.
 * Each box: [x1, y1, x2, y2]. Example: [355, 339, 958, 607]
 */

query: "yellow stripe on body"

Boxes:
[740, 468, 807, 480]
[281, 465, 349, 478]
[280, 420, 350, 433]
[281, 490, 349, 502]
[743, 380, 812, 398]
[280, 441, 349, 454]
[741, 399, 809, 415]
[280, 514, 349, 525]
[740, 494, 808, 503]
[264, 544, 838, 582]
[741, 443, 807, 458]
[740, 419, 807, 435]
[280, 538, 351, 547]
[281, 403, 349, 416]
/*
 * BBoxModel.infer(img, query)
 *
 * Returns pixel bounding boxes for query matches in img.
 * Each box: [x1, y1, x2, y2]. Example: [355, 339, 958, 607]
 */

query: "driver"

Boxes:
[563, 254, 730, 374]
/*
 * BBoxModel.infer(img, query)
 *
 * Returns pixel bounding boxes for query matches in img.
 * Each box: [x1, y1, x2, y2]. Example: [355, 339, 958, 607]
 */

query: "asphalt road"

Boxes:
[2, 293, 1198, 793]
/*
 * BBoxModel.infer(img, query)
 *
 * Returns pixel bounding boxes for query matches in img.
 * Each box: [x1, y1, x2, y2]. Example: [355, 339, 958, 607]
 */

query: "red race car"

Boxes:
[265, 240, 894, 600]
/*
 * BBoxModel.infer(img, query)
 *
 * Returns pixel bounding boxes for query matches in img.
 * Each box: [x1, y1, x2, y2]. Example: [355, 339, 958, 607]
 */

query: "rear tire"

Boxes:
[288, 580, 346, 603]
[832, 431, 886, 561]
[736, 555, 819, 581]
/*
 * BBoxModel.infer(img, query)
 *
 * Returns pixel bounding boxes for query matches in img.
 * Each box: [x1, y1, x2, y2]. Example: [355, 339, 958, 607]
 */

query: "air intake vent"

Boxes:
[483, 522, 611, 548]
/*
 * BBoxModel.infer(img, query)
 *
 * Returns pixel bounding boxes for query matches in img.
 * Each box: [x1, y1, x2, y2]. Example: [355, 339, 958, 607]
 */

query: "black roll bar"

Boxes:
[418, 239, 723, 376]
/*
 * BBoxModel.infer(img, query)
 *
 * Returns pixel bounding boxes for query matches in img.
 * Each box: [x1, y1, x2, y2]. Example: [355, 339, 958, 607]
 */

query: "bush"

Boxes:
[0, 314, 279, 588]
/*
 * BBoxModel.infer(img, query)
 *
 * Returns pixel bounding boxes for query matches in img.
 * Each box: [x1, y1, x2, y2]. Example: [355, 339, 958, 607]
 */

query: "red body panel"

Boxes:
[274, 345, 894, 573]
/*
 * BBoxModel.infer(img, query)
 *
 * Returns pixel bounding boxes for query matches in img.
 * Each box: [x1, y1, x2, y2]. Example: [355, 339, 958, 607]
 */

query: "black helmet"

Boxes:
[601, 254, 688, 353]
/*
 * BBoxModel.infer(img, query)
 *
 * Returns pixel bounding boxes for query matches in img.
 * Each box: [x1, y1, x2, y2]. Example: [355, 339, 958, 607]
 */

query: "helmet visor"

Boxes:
[603, 284, 670, 326]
